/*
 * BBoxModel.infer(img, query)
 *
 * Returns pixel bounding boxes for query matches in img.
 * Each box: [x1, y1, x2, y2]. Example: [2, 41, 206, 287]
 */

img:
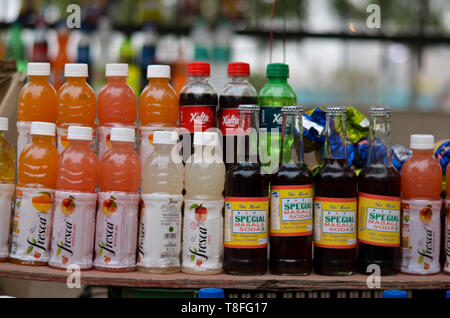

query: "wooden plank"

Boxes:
[0, 262, 449, 291]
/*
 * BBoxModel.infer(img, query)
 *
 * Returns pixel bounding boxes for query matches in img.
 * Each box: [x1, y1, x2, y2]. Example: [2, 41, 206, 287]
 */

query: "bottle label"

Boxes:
[182, 199, 224, 272]
[219, 108, 239, 135]
[260, 106, 283, 130]
[94, 191, 140, 269]
[49, 190, 97, 269]
[57, 126, 96, 154]
[358, 193, 401, 247]
[270, 185, 313, 236]
[10, 187, 54, 262]
[0, 184, 15, 258]
[224, 197, 269, 248]
[401, 199, 441, 274]
[313, 197, 357, 249]
[138, 126, 177, 167]
[17, 121, 33, 159]
[179, 105, 216, 132]
[137, 193, 183, 269]
[98, 124, 136, 160]
[445, 200, 450, 274]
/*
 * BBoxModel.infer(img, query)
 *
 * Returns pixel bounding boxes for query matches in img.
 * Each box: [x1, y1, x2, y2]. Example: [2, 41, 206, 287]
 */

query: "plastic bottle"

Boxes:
[51, 23, 71, 90]
[97, 63, 137, 159]
[95, 127, 141, 272]
[10, 122, 58, 265]
[0, 118, 15, 262]
[138, 130, 183, 273]
[182, 132, 225, 274]
[49, 126, 98, 270]
[139, 23, 157, 90]
[401, 134, 442, 275]
[138, 65, 178, 166]
[92, 17, 113, 93]
[57, 63, 96, 153]
[198, 288, 225, 298]
[218, 62, 257, 168]
[382, 290, 408, 298]
[258, 63, 297, 174]
[31, 15, 48, 62]
[7, 22, 27, 73]
[210, 20, 232, 91]
[17, 62, 58, 158]
[119, 35, 141, 95]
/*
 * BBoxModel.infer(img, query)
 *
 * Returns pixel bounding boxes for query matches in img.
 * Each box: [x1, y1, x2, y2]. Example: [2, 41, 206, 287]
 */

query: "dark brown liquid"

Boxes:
[357, 164, 401, 275]
[270, 162, 314, 275]
[314, 159, 357, 275]
[219, 95, 257, 169]
[224, 162, 270, 275]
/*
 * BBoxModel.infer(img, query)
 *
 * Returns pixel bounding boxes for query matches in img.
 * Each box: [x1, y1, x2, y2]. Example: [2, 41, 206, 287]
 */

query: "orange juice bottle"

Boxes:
[401, 134, 442, 275]
[51, 24, 71, 91]
[17, 62, 58, 158]
[95, 127, 141, 272]
[138, 65, 178, 166]
[97, 63, 137, 159]
[49, 126, 98, 270]
[57, 63, 96, 154]
[10, 122, 58, 266]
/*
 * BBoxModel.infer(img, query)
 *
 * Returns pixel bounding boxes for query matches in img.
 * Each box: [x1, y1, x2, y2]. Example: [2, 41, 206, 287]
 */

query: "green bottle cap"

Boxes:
[266, 63, 289, 78]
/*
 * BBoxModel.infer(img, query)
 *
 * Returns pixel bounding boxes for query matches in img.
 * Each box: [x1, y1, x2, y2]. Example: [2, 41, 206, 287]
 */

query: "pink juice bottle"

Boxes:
[94, 127, 141, 272]
[97, 63, 137, 159]
[49, 126, 98, 270]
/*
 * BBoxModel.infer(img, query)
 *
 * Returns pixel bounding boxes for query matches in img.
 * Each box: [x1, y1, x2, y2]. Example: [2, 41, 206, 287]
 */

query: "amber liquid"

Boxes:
[357, 164, 401, 275]
[314, 159, 357, 275]
[224, 162, 270, 275]
[270, 162, 314, 275]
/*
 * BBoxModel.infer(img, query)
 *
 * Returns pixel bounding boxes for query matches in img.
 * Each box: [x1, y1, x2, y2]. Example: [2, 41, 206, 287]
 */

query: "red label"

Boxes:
[219, 108, 239, 135]
[180, 105, 216, 132]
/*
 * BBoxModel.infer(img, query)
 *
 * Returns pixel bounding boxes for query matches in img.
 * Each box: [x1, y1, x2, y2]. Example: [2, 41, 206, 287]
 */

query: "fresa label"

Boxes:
[180, 105, 216, 132]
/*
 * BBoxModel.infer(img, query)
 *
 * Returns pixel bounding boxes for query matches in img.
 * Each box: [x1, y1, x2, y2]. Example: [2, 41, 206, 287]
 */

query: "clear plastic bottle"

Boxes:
[182, 132, 225, 274]
[138, 130, 183, 273]
[0, 118, 15, 262]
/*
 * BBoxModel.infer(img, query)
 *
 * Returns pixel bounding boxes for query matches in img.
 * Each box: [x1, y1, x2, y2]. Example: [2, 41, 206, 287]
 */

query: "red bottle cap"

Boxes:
[187, 62, 210, 76]
[228, 62, 250, 76]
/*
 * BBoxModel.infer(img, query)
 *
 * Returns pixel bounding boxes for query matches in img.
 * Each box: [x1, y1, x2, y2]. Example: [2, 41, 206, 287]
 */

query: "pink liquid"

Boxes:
[56, 139, 98, 192]
[98, 77, 137, 126]
[99, 141, 141, 192]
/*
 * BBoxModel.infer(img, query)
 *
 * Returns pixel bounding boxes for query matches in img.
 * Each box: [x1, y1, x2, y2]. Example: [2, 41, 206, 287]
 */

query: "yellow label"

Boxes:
[314, 197, 357, 249]
[224, 197, 269, 248]
[270, 185, 313, 236]
[358, 193, 401, 247]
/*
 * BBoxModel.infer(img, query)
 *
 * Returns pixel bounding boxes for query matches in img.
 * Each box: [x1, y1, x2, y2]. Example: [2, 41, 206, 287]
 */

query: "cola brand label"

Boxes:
[180, 105, 216, 132]
[219, 108, 239, 135]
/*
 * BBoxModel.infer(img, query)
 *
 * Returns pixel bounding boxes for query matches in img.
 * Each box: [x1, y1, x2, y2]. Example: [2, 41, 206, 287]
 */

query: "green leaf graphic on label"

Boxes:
[69, 195, 75, 200]
[59, 241, 64, 247]
[101, 241, 105, 247]
[38, 191, 52, 198]
[404, 214, 410, 222]
[16, 201, 21, 208]
[111, 195, 116, 201]
[27, 246, 33, 254]
[98, 249, 103, 257]
[169, 226, 174, 233]
[191, 254, 195, 262]
[56, 248, 61, 257]
[190, 203, 200, 210]
[194, 248, 198, 253]
[32, 238, 37, 244]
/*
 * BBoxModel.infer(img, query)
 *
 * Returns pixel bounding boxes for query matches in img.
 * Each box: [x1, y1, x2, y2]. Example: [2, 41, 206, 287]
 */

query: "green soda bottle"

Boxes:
[258, 63, 297, 174]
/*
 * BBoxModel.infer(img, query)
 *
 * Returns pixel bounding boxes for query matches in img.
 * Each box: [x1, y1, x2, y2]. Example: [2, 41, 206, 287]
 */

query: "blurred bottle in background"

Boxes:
[211, 20, 232, 91]
[139, 23, 158, 91]
[92, 17, 114, 93]
[191, 18, 211, 62]
[51, 22, 71, 91]
[31, 14, 48, 62]
[119, 34, 141, 95]
[7, 22, 27, 73]
[77, 25, 92, 85]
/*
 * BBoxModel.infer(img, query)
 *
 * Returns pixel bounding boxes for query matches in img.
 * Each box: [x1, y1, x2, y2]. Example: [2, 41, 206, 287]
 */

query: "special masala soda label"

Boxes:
[270, 185, 313, 236]
[445, 200, 450, 274]
[49, 190, 97, 269]
[314, 197, 357, 249]
[94, 191, 140, 269]
[224, 197, 269, 248]
[358, 193, 401, 247]
[10, 187, 54, 262]
[401, 199, 441, 274]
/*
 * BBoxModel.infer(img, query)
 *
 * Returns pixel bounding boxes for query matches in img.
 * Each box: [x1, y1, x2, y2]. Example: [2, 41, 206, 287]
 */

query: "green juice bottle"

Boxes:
[258, 63, 297, 174]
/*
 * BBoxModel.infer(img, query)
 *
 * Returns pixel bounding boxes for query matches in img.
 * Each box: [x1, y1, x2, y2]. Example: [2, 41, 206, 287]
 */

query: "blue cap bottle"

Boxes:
[198, 288, 225, 298]
[446, 290, 450, 298]
[382, 290, 408, 298]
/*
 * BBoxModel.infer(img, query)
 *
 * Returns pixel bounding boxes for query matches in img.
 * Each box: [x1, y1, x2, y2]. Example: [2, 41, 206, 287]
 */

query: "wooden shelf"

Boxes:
[0, 262, 449, 291]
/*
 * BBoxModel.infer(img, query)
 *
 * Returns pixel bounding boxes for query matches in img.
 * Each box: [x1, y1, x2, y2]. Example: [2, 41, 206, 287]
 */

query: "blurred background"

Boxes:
[1, 0, 450, 144]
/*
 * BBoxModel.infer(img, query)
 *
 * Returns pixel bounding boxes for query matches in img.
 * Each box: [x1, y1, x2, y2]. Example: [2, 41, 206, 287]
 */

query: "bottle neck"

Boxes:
[281, 112, 304, 164]
[29, 76, 49, 84]
[110, 140, 134, 150]
[228, 75, 249, 84]
[411, 148, 434, 157]
[237, 110, 259, 163]
[368, 114, 391, 166]
[324, 113, 347, 160]
[107, 76, 127, 84]
[32, 135, 54, 144]
[148, 77, 170, 85]
[66, 77, 87, 84]
[66, 139, 91, 148]
[267, 76, 288, 84]
[188, 75, 210, 84]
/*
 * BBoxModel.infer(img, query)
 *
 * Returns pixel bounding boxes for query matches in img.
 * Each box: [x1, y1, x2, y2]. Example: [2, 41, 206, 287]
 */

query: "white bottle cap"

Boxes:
[147, 65, 171, 78]
[67, 126, 93, 141]
[105, 63, 128, 77]
[27, 62, 51, 76]
[0, 118, 8, 131]
[30, 121, 56, 136]
[110, 127, 135, 142]
[64, 63, 88, 77]
[410, 134, 435, 149]
[153, 130, 178, 145]
[193, 132, 220, 146]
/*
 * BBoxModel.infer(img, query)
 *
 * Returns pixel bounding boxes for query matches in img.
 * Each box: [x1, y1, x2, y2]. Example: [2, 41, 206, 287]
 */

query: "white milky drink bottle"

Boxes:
[137, 130, 184, 273]
[182, 132, 225, 274]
